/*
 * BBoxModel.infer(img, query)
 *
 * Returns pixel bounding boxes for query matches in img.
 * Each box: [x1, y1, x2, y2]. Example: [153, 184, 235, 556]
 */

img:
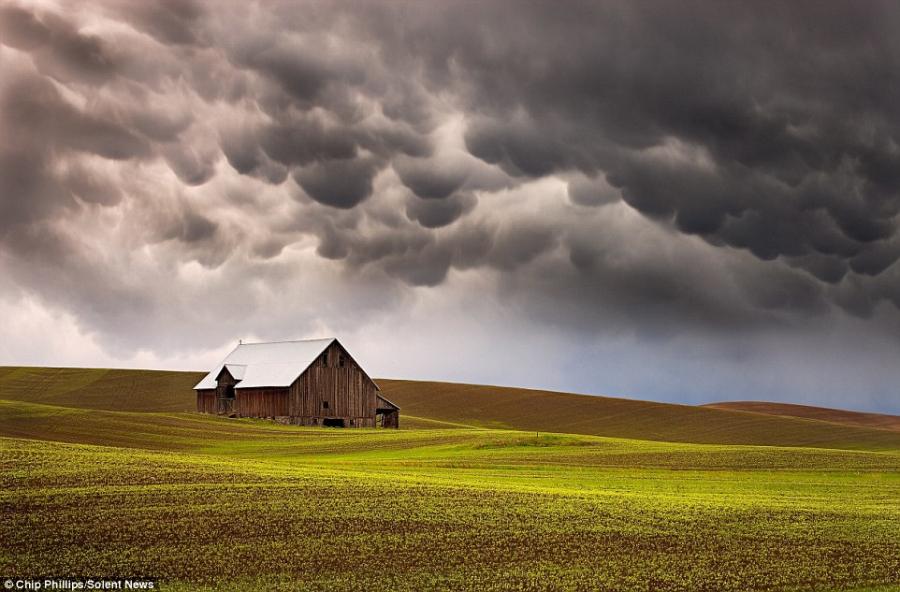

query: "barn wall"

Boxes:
[236, 387, 290, 417]
[196, 389, 216, 413]
[288, 341, 379, 421]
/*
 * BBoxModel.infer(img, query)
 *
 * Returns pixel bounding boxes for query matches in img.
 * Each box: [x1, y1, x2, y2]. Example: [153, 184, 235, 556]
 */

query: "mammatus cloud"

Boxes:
[1, 0, 900, 411]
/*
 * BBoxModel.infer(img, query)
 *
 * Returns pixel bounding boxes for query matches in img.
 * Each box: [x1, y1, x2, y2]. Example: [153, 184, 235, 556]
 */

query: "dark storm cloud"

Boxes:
[259, 117, 358, 167]
[406, 192, 476, 229]
[0, 63, 144, 243]
[103, 0, 207, 47]
[1, 72, 150, 161]
[4, 0, 900, 405]
[232, 35, 362, 106]
[186, 216, 217, 245]
[567, 175, 621, 208]
[404, 0, 900, 322]
[293, 156, 382, 209]
[0, 5, 119, 83]
[163, 143, 218, 186]
[393, 154, 471, 200]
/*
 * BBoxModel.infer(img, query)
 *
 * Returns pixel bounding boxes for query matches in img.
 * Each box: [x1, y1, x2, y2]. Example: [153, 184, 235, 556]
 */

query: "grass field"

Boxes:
[2, 367, 899, 591]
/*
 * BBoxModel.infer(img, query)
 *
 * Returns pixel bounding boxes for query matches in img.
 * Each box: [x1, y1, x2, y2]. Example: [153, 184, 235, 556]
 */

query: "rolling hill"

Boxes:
[3, 365, 900, 590]
[1, 366, 899, 450]
[704, 400, 900, 432]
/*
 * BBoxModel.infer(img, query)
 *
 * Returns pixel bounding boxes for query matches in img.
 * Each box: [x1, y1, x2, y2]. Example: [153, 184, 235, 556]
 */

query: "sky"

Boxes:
[1, 1, 900, 413]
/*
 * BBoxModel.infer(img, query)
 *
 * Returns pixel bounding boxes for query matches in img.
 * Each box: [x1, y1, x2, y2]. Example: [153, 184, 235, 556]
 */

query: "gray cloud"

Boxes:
[394, 154, 471, 200]
[293, 156, 382, 209]
[0, 5, 119, 83]
[103, 0, 207, 47]
[441, 2, 900, 289]
[2, 0, 900, 411]
[405, 192, 476, 229]
[567, 174, 620, 208]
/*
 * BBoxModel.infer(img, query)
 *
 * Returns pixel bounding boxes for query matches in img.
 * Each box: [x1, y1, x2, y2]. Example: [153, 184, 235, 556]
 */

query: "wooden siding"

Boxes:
[288, 341, 379, 419]
[215, 367, 237, 395]
[376, 395, 399, 410]
[197, 389, 216, 414]
[214, 367, 237, 415]
[375, 394, 399, 428]
[236, 387, 289, 417]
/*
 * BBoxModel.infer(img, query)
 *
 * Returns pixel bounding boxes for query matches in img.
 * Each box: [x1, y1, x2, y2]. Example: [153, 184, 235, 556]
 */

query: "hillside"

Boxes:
[704, 401, 900, 432]
[378, 379, 900, 451]
[5, 417, 899, 590]
[2, 366, 900, 590]
[0, 366, 200, 412]
[2, 366, 900, 450]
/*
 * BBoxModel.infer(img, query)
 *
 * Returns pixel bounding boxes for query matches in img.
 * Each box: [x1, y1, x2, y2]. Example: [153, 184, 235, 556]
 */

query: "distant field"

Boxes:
[379, 379, 900, 451]
[2, 366, 899, 590]
[3, 367, 900, 450]
[0, 366, 200, 412]
[705, 400, 900, 432]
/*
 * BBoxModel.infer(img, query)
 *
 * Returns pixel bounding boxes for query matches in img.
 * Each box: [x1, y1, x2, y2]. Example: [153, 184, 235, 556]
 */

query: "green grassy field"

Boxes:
[2, 367, 899, 591]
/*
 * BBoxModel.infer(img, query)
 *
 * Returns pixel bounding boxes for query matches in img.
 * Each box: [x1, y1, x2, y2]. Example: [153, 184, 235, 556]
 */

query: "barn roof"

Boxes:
[194, 338, 338, 390]
[223, 364, 246, 380]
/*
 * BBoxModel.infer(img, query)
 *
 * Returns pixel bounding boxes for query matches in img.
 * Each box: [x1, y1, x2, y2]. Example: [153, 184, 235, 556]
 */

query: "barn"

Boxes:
[194, 338, 399, 428]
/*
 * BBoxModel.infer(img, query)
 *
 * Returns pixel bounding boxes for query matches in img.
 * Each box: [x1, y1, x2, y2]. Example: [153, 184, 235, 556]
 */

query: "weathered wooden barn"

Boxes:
[194, 338, 399, 428]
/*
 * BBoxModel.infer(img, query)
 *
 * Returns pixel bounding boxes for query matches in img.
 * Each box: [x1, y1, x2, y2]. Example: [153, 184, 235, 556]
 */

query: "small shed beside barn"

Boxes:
[194, 338, 399, 428]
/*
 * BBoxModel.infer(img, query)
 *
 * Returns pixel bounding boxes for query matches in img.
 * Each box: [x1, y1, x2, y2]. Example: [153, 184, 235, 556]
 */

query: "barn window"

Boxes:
[225, 385, 235, 399]
[338, 355, 346, 368]
[322, 401, 329, 409]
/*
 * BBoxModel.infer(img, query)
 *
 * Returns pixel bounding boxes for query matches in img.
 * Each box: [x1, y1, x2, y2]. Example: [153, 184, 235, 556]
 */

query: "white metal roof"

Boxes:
[194, 338, 335, 390]
[224, 364, 246, 380]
